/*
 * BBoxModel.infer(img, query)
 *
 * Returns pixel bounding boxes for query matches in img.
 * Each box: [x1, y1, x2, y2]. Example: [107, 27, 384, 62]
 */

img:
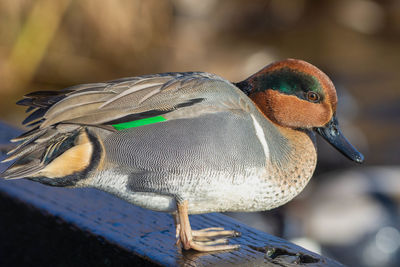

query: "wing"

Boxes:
[14, 72, 249, 129]
[1, 72, 251, 180]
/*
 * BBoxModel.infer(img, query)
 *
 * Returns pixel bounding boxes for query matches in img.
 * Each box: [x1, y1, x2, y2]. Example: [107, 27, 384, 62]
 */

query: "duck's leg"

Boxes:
[176, 200, 240, 251]
[173, 213, 181, 245]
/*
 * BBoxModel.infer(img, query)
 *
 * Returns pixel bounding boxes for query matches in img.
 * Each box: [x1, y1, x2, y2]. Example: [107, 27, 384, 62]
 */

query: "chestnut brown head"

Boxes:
[235, 59, 363, 163]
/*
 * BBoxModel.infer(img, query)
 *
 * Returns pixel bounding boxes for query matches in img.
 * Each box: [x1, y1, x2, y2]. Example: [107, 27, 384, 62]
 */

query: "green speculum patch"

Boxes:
[112, 116, 167, 130]
[257, 67, 323, 100]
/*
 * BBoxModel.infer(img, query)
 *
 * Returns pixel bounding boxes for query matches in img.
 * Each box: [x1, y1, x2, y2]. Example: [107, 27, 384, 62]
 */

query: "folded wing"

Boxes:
[1, 72, 246, 179]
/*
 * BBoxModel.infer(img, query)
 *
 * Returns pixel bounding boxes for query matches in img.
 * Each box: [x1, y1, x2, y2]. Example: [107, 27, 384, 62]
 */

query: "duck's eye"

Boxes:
[306, 91, 320, 102]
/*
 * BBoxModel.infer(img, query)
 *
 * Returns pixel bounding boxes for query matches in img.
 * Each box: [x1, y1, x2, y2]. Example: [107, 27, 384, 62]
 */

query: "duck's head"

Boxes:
[236, 58, 364, 163]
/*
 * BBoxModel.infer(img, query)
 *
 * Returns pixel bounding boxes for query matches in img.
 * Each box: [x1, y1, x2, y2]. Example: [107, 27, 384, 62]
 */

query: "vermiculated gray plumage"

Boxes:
[1, 70, 316, 214]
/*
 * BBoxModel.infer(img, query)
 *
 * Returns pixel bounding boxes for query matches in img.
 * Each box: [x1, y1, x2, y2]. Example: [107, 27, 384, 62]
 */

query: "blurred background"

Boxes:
[0, 0, 399, 266]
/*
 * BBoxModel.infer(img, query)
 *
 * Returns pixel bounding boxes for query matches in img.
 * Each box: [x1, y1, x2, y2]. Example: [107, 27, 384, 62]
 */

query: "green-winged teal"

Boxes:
[1, 59, 364, 251]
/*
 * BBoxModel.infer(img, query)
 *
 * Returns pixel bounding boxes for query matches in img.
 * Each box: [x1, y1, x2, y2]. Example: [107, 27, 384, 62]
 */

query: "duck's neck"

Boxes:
[234, 80, 252, 96]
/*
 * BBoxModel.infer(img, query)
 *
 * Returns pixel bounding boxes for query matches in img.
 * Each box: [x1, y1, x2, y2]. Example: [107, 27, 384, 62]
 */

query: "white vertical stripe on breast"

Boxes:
[251, 115, 270, 160]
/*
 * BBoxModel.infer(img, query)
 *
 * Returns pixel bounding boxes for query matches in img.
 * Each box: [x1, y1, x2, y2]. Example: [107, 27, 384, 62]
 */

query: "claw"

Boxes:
[188, 240, 240, 252]
[193, 238, 229, 246]
[192, 229, 239, 238]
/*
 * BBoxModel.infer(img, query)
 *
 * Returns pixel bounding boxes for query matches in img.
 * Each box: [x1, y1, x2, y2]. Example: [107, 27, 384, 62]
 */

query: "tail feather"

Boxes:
[4, 128, 56, 162]
[22, 108, 47, 125]
[6, 129, 47, 156]
[25, 106, 36, 113]
[3, 143, 43, 163]
[11, 126, 43, 142]
[1, 125, 86, 179]
[2, 159, 43, 180]
[1, 80, 126, 181]
[26, 119, 45, 127]
[20, 90, 70, 108]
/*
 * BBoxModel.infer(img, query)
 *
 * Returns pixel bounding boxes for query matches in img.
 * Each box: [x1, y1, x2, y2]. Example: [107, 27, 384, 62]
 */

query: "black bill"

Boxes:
[315, 114, 364, 163]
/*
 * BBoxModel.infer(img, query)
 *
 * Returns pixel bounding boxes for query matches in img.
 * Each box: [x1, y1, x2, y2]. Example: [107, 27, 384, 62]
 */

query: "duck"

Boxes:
[1, 59, 364, 252]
